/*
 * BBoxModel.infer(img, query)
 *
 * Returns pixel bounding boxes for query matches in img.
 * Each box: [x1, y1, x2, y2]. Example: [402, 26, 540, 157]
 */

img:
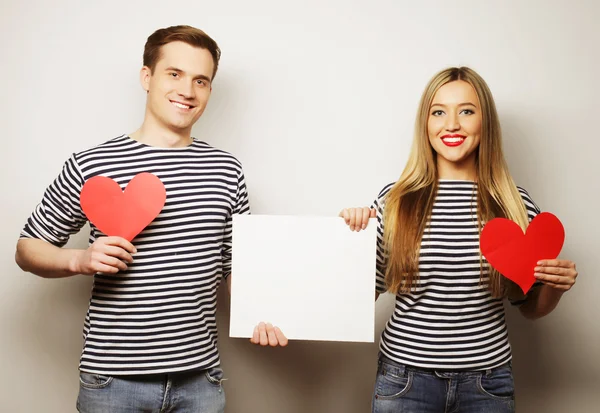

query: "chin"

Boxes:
[445, 153, 478, 165]
[434, 150, 464, 162]
[167, 118, 193, 130]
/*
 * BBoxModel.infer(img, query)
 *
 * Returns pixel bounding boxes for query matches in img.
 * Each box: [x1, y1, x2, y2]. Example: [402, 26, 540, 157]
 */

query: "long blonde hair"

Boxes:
[383, 67, 528, 298]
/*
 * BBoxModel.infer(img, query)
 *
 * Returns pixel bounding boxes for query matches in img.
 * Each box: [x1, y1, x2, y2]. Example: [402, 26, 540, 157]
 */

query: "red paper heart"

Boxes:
[80, 173, 166, 241]
[480, 212, 565, 294]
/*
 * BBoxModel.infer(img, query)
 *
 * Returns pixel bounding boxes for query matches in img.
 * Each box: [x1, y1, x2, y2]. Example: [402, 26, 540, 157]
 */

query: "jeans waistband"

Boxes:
[378, 352, 511, 377]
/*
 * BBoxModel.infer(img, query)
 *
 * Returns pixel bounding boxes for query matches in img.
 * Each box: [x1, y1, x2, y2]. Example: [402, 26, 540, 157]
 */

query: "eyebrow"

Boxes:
[430, 102, 477, 108]
[165, 67, 212, 83]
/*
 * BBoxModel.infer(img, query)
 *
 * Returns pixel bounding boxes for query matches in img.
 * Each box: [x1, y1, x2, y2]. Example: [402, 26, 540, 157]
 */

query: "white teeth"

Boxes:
[172, 102, 190, 109]
[442, 137, 464, 143]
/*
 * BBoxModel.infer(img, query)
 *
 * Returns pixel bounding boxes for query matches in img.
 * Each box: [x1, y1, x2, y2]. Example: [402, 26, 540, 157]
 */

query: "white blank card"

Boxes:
[229, 214, 376, 342]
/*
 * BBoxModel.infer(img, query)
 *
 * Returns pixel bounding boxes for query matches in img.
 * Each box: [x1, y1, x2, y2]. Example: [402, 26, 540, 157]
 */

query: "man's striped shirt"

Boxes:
[21, 135, 250, 375]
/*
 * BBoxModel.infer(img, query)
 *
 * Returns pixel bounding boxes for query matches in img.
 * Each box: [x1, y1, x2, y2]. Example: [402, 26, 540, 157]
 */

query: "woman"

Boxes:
[338, 66, 578, 412]
[254, 66, 578, 412]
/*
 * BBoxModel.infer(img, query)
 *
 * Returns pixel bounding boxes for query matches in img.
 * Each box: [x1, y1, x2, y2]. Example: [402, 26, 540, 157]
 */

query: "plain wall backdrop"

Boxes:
[1, 0, 598, 412]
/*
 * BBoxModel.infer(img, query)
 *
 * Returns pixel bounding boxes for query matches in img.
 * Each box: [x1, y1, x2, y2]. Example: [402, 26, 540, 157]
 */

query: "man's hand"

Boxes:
[250, 322, 289, 347]
[72, 236, 136, 275]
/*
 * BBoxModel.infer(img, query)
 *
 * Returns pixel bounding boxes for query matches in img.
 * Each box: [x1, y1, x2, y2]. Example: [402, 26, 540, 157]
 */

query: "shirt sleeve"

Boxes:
[373, 197, 388, 294]
[20, 155, 88, 247]
[373, 183, 395, 294]
[508, 186, 543, 306]
[222, 167, 251, 279]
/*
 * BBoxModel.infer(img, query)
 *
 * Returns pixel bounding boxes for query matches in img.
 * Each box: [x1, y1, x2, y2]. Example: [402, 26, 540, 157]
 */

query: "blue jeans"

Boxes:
[372, 355, 515, 413]
[76, 367, 225, 413]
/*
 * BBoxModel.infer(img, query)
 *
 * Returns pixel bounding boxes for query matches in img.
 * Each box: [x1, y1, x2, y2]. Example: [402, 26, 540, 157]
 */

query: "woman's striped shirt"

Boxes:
[373, 180, 540, 370]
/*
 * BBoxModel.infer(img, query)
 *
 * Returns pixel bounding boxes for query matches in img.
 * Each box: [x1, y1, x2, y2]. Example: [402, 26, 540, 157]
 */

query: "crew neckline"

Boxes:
[123, 134, 199, 150]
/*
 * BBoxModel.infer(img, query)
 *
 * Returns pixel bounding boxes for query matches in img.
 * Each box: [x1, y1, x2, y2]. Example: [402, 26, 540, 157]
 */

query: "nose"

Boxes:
[445, 112, 460, 131]
[177, 81, 195, 100]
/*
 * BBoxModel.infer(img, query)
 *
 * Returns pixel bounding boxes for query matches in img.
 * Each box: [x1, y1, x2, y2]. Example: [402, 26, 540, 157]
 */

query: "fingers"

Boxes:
[534, 259, 578, 290]
[534, 266, 570, 276]
[88, 247, 129, 272]
[104, 237, 137, 254]
[360, 207, 371, 230]
[536, 259, 576, 269]
[349, 208, 357, 231]
[339, 208, 349, 222]
[94, 263, 122, 274]
[274, 327, 288, 347]
[251, 322, 288, 347]
[538, 281, 571, 291]
[534, 272, 576, 286]
[258, 322, 269, 346]
[99, 254, 129, 272]
[250, 325, 260, 344]
[266, 323, 278, 346]
[83, 237, 137, 275]
[340, 207, 375, 231]
[534, 258, 578, 292]
[105, 245, 134, 263]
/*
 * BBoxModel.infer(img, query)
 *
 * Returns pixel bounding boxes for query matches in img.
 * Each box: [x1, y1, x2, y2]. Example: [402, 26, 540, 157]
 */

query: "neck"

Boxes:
[436, 157, 477, 181]
[130, 112, 193, 148]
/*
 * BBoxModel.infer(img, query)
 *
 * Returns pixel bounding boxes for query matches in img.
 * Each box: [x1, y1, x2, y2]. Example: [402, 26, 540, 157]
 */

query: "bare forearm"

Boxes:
[15, 238, 83, 279]
[519, 285, 563, 319]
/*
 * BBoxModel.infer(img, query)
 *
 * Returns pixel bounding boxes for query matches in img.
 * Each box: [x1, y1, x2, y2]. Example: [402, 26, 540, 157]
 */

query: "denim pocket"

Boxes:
[79, 372, 113, 389]
[205, 367, 224, 387]
[374, 361, 413, 400]
[477, 365, 515, 401]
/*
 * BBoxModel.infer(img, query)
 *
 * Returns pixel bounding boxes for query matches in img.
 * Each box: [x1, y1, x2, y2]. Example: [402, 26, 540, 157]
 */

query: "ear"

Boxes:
[140, 66, 152, 92]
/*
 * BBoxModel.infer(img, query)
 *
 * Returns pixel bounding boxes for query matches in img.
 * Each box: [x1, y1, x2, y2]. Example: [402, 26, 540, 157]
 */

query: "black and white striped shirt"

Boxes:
[20, 135, 250, 375]
[373, 180, 540, 370]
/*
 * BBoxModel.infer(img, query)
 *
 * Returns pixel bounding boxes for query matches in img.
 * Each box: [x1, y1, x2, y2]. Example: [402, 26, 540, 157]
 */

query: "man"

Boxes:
[15, 25, 285, 413]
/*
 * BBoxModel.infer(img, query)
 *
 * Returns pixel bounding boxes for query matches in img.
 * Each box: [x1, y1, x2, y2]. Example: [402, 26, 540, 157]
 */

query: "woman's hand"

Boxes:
[339, 207, 376, 231]
[534, 259, 578, 292]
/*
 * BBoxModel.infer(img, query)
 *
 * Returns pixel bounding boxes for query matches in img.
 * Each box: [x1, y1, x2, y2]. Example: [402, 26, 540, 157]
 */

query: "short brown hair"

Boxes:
[143, 25, 221, 80]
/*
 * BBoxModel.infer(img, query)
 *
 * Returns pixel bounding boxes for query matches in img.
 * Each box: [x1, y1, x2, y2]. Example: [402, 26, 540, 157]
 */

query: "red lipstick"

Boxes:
[441, 134, 466, 147]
